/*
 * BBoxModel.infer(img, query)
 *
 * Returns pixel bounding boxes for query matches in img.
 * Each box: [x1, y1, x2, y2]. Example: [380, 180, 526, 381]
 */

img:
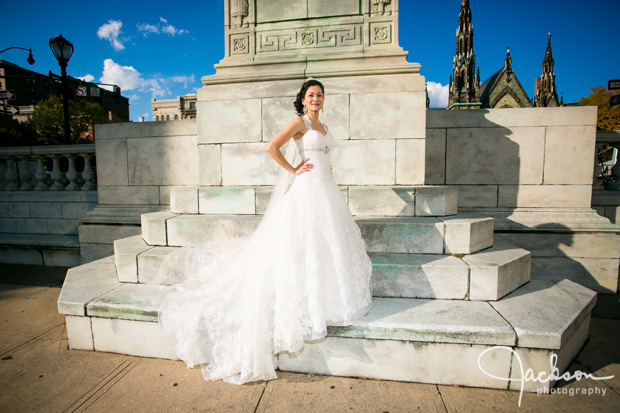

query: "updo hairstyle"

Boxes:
[293, 79, 324, 116]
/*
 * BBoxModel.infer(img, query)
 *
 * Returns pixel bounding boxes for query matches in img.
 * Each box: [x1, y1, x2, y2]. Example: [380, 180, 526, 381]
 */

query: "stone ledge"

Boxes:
[0, 233, 79, 248]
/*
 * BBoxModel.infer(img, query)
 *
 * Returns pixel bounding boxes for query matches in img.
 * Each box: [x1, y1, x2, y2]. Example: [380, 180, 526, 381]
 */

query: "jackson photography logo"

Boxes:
[477, 346, 614, 407]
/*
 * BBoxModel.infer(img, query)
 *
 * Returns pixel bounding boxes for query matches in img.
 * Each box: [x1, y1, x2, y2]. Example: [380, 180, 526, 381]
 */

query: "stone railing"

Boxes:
[0, 144, 96, 191]
[594, 130, 620, 190]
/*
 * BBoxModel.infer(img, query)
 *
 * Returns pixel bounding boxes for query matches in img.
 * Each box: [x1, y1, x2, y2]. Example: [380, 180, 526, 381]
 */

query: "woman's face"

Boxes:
[302, 85, 324, 112]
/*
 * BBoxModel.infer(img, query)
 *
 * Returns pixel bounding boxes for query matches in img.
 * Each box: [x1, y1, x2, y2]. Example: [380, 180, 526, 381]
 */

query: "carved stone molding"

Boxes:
[257, 25, 362, 53]
[230, 34, 250, 54]
[230, 0, 249, 28]
[371, 0, 392, 15]
[370, 22, 392, 45]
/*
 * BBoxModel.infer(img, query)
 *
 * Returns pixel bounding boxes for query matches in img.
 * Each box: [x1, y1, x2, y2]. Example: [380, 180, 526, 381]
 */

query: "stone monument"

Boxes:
[59, 0, 610, 394]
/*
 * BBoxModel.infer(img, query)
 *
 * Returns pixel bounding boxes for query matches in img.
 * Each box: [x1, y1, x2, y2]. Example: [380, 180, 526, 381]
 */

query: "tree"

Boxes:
[574, 86, 620, 131]
[31, 95, 106, 145]
[0, 115, 38, 147]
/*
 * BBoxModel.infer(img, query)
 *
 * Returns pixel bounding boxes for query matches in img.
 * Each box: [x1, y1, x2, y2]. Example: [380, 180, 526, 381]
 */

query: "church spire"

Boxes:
[534, 33, 560, 107]
[448, 0, 481, 109]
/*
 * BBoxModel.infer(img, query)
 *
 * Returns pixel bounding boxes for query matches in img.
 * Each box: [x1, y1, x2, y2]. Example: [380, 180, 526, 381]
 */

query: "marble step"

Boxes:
[170, 185, 458, 217]
[58, 256, 596, 393]
[114, 236, 530, 301]
[140, 212, 494, 255]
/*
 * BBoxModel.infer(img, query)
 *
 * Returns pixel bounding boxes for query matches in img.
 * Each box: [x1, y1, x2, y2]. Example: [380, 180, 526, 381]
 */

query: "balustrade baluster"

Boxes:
[50, 154, 65, 190]
[81, 153, 96, 190]
[5, 156, 19, 191]
[19, 155, 34, 191]
[65, 154, 80, 190]
[34, 155, 49, 190]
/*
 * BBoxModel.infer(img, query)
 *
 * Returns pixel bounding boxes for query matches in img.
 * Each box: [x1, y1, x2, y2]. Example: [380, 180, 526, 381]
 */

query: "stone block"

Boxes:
[57, 256, 120, 316]
[80, 243, 115, 264]
[138, 246, 185, 284]
[167, 215, 260, 247]
[0, 247, 43, 265]
[199, 187, 256, 214]
[371, 254, 469, 299]
[79, 223, 142, 244]
[441, 215, 494, 254]
[0, 203, 30, 218]
[531, 257, 619, 294]
[415, 186, 458, 216]
[198, 144, 222, 186]
[96, 138, 128, 186]
[497, 185, 592, 208]
[494, 232, 620, 260]
[127, 135, 199, 186]
[279, 338, 512, 389]
[256, 0, 306, 22]
[0, 217, 17, 232]
[320, 94, 349, 140]
[348, 186, 415, 216]
[197, 99, 261, 143]
[256, 186, 274, 214]
[456, 185, 498, 207]
[47, 218, 80, 235]
[98, 186, 161, 205]
[30, 202, 62, 219]
[446, 127, 545, 185]
[396, 139, 425, 185]
[426, 106, 597, 129]
[358, 217, 444, 254]
[141, 211, 177, 246]
[262, 97, 297, 142]
[159, 186, 171, 206]
[490, 279, 596, 349]
[424, 128, 446, 184]
[464, 244, 531, 301]
[87, 283, 160, 321]
[61, 202, 94, 219]
[331, 139, 395, 185]
[507, 316, 590, 393]
[65, 315, 94, 351]
[91, 318, 177, 360]
[170, 187, 199, 214]
[221, 142, 280, 186]
[114, 235, 154, 283]
[96, 119, 196, 139]
[42, 248, 81, 267]
[308, 0, 359, 17]
[350, 92, 425, 139]
[13, 218, 48, 234]
[544, 126, 596, 185]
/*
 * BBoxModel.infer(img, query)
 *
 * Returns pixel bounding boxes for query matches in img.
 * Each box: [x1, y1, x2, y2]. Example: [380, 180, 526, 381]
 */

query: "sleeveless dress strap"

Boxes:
[302, 114, 312, 130]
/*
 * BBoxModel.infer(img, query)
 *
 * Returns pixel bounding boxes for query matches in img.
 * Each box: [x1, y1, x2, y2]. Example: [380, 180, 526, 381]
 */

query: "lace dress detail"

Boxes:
[157, 115, 373, 384]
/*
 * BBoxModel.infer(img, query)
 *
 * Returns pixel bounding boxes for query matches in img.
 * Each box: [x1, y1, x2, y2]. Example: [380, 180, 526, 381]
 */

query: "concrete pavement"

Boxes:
[1, 264, 619, 412]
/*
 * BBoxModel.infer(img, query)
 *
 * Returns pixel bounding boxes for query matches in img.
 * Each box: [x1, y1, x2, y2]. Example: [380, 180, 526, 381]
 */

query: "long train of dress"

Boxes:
[157, 115, 373, 384]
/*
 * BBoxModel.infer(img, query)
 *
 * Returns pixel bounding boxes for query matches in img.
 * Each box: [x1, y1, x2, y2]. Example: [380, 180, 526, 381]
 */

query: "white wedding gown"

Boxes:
[157, 115, 373, 384]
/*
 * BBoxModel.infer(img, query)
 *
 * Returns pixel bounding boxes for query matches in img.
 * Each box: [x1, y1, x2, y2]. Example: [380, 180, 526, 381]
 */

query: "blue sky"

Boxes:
[1, 0, 618, 121]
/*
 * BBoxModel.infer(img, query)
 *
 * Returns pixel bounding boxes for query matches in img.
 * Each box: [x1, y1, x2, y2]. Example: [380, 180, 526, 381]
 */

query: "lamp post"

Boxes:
[49, 35, 73, 144]
[0, 46, 35, 65]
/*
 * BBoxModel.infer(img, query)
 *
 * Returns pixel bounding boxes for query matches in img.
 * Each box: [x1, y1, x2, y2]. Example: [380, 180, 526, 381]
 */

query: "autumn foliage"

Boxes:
[574, 86, 620, 131]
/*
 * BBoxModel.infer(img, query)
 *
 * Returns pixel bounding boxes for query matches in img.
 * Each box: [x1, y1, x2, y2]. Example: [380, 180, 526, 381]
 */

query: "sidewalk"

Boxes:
[1, 264, 618, 412]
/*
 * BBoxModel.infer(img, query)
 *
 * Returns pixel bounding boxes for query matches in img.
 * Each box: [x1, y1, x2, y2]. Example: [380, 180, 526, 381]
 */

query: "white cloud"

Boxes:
[99, 58, 168, 97]
[137, 23, 159, 36]
[427, 81, 449, 109]
[97, 20, 125, 51]
[170, 75, 196, 89]
[78, 74, 95, 82]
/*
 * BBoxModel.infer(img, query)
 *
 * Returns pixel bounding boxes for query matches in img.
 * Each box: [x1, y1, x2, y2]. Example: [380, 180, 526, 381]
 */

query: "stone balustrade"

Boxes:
[0, 144, 96, 191]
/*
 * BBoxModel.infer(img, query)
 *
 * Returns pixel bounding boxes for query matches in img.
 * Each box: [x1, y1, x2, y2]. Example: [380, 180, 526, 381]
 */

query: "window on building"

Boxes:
[174, 114, 179, 120]
[166, 115, 170, 120]
[189, 102, 196, 110]
[190, 115, 196, 119]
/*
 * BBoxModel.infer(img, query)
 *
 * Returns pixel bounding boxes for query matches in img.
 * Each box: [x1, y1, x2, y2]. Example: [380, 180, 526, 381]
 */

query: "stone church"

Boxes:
[448, 0, 562, 109]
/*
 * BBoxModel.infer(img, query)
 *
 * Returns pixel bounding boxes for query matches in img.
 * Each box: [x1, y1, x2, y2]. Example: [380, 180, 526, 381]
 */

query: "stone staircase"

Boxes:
[58, 185, 596, 392]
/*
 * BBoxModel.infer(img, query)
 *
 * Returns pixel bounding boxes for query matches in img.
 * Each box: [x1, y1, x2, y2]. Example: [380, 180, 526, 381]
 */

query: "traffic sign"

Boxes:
[609, 79, 620, 90]
[0, 90, 15, 100]
[2, 104, 19, 115]
[76, 86, 87, 96]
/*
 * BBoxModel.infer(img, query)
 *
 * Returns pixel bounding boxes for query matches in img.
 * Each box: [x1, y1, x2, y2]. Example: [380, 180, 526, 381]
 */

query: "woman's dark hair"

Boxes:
[293, 79, 324, 116]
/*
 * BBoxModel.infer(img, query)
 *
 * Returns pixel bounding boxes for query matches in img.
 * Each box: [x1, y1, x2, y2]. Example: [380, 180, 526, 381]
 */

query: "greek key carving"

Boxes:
[257, 25, 362, 52]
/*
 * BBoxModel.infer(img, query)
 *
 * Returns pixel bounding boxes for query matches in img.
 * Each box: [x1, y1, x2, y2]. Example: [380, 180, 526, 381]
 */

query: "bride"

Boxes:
[157, 79, 373, 384]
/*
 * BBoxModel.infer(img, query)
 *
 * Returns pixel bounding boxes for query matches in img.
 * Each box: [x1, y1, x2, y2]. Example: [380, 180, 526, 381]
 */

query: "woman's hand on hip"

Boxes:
[293, 158, 313, 175]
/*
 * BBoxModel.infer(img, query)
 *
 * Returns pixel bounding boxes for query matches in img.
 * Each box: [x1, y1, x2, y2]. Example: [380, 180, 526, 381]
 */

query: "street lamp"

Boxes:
[0, 46, 35, 65]
[49, 35, 74, 144]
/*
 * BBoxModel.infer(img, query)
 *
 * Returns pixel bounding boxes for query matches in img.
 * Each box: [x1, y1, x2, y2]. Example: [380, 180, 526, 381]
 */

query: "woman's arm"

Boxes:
[266, 117, 313, 175]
